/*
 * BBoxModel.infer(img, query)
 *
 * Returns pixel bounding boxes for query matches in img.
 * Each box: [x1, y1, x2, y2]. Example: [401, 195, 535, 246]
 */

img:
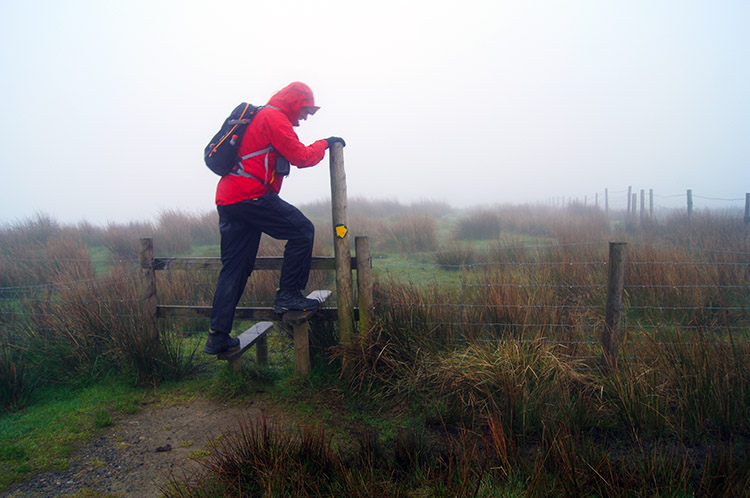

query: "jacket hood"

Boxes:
[267, 82, 319, 125]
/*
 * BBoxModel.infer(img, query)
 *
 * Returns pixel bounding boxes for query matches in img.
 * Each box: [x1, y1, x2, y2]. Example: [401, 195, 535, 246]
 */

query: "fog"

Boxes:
[1, 0, 748, 225]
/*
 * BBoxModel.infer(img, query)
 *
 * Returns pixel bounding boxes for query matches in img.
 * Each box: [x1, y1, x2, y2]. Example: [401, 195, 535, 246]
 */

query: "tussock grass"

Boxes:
[2, 202, 749, 495]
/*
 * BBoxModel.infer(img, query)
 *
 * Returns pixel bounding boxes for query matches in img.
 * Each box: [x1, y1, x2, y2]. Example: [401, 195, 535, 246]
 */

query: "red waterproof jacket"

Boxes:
[215, 82, 329, 205]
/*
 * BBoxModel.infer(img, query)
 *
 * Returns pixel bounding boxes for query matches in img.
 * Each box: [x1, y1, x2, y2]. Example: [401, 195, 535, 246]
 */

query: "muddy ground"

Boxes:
[1, 395, 280, 498]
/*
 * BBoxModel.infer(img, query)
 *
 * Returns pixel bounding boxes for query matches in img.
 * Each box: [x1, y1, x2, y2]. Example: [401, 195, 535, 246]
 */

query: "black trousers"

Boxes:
[210, 192, 314, 334]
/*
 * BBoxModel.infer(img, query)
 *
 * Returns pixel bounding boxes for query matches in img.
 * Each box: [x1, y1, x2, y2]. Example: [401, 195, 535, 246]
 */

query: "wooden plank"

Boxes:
[217, 321, 274, 361]
[218, 321, 274, 371]
[153, 256, 355, 272]
[280, 290, 333, 325]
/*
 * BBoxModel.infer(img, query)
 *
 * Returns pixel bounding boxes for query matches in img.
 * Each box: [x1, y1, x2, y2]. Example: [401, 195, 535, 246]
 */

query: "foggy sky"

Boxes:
[1, 0, 748, 225]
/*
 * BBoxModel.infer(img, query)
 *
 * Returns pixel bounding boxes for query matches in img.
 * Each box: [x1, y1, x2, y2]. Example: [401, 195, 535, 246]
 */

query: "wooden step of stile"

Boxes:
[218, 321, 274, 370]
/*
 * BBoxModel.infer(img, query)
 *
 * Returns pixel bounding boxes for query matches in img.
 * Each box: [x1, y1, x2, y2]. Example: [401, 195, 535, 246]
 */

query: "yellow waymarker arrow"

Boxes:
[335, 224, 348, 239]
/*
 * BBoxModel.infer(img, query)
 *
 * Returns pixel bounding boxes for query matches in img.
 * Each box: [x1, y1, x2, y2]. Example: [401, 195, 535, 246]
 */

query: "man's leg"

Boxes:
[240, 193, 320, 312]
[252, 193, 315, 292]
[209, 204, 262, 338]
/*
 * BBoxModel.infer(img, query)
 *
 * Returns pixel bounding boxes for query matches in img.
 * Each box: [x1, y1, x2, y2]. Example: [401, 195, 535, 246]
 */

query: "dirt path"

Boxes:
[2, 396, 278, 498]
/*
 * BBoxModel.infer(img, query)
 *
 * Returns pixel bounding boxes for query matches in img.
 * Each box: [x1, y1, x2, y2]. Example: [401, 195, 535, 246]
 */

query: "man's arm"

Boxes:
[267, 113, 328, 168]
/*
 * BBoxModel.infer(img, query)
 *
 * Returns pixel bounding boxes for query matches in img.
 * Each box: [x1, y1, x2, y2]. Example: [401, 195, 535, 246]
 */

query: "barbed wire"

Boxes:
[627, 305, 750, 311]
[449, 337, 750, 347]
[406, 320, 597, 329]
[3, 246, 747, 348]
[0, 310, 143, 318]
[378, 280, 750, 290]
[0, 296, 141, 303]
[0, 276, 140, 295]
[0, 257, 138, 263]
[381, 261, 608, 270]
[622, 323, 749, 331]
[694, 195, 746, 202]
[377, 260, 748, 273]
[628, 242, 750, 256]
[380, 301, 602, 310]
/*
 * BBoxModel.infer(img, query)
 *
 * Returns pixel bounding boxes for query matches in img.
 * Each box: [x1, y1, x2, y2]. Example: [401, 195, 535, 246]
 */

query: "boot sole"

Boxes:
[273, 305, 319, 314]
[203, 340, 240, 355]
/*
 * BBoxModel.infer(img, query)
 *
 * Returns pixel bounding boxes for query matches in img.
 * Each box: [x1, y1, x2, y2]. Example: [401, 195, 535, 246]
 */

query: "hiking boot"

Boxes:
[273, 290, 321, 314]
[203, 331, 240, 355]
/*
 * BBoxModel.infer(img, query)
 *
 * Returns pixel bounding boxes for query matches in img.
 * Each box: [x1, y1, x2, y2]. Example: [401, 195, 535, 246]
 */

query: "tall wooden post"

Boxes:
[603, 242, 626, 369]
[329, 144, 354, 344]
[139, 238, 158, 342]
[626, 186, 632, 216]
[649, 189, 654, 218]
[639, 189, 645, 223]
[744, 193, 749, 225]
[687, 189, 693, 220]
[605, 188, 609, 217]
[355, 236, 374, 334]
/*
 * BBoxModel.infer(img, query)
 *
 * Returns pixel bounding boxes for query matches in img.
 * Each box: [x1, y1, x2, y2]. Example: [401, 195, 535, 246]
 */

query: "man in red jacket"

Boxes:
[205, 82, 346, 355]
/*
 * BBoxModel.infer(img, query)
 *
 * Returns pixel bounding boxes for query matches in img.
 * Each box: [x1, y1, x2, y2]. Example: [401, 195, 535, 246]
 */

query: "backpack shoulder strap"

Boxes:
[228, 105, 283, 186]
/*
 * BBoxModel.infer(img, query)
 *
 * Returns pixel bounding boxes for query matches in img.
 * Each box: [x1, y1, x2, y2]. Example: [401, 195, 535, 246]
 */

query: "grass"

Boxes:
[0, 381, 143, 489]
[2, 202, 749, 496]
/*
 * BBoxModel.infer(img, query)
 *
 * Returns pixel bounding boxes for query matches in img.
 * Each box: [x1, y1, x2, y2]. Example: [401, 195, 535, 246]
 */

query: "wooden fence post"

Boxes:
[639, 189, 645, 224]
[139, 238, 158, 342]
[602, 241, 627, 369]
[744, 193, 749, 225]
[649, 189, 654, 218]
[626, 186, 632, 215]
[355, 236, 374, 334]
[687, 189, 693, 220]
[605, 188, 609, 217]
[329, 144, 354, 345]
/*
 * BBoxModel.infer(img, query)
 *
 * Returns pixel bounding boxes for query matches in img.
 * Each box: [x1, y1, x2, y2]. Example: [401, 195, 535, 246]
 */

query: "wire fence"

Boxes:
[2, 240, 749, 359]
[548, 188, 748, 218]
[370, 241, 750, 358]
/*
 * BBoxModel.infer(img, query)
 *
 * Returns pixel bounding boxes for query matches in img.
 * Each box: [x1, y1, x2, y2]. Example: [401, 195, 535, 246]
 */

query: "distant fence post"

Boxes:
[639, 189, 645, 224]
[744, 193, 749, 225]
[329, 144, 354, 345]
[355, 236, 374, 334]
[139, 237, 158, 342]
[605, 188, 609, 217]
[602, 241, 627, 369]
[649, 189, 654, 218]
[687, 189, 693, 220]
[626, 186, 632, 215]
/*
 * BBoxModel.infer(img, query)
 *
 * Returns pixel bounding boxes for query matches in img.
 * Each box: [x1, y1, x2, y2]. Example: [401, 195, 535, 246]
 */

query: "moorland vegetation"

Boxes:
[1, 200, 748, 496]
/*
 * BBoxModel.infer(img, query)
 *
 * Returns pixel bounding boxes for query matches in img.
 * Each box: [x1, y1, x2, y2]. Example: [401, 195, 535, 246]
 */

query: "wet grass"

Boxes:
[0, 381, 143, 489]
